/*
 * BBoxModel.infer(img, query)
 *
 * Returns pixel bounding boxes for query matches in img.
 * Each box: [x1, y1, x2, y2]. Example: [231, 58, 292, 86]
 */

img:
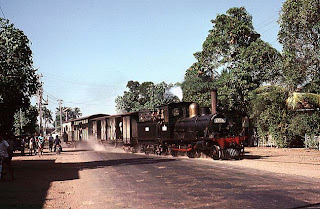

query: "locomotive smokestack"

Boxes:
[211, 89, 217, 115]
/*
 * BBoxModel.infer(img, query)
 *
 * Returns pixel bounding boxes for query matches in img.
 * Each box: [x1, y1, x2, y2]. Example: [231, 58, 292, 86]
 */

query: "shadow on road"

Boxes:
[78, 157, 176, 169]
[0, 154, 176, 208]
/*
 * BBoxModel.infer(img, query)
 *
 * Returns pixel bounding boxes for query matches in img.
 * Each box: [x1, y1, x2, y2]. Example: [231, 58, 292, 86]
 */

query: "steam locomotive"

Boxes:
[112, 89, 246, 160]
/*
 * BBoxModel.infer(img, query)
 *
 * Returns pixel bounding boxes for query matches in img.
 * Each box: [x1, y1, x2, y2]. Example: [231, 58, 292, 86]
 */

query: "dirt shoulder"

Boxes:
[213, 147, 320, 180]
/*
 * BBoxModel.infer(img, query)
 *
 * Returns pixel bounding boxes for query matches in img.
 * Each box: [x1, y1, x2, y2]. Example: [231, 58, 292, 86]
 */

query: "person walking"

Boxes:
[48, 134, 54, 152]
[37, 134, 44, 157]
[54, 135, 61, 153]
[29, 137, 35, 155]
[0, 136, 14, 181]
[63, 131, 68, 143]
[34, 134, 39, 155]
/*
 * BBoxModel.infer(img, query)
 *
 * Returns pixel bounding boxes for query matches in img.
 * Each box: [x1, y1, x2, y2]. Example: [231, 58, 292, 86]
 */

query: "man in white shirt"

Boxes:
[0, 136, 14, 180]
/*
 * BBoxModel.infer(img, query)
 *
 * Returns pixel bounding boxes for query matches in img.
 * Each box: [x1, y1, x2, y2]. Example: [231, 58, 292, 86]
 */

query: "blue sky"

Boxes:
[1, 0, 284, 116]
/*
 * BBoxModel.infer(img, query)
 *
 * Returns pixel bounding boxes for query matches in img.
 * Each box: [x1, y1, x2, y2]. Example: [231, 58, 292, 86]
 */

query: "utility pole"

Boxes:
[42, 95, 48, 135]
[58, 99, 63, 136]
[37, 74, 43, 134]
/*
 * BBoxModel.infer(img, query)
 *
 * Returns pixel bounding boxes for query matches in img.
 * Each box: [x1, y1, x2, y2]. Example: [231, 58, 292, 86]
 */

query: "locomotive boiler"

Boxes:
[136, 89, 245, 159]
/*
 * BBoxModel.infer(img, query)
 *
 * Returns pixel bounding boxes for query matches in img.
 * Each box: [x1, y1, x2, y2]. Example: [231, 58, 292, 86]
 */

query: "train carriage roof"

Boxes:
[68, 114, 109, 122]
[91, 112, 139, 121]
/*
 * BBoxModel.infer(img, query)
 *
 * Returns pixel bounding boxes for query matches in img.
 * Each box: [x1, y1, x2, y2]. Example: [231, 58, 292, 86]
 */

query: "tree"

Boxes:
[41, 106, 53, 133]
[115, 81, 180, 113]
[13, 105, 38, 136]
[55, 107, 82, 123]
[278, 0, 320, 91]
[182, 62, 215, 107]
[182, 7, 281, 115]
[0, 18, 40, 136]
[198, 7, 261, 75]
[249, 86, 290, 147]
[67, 107, 82, 120]
[250, 85, 320, 148]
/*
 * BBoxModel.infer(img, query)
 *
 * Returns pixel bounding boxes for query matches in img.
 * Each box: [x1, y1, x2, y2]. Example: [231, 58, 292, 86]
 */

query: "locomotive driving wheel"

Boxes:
[171, 150, 178, 157]
[187, 150, 195, 158]
[212, 145, 221, 160]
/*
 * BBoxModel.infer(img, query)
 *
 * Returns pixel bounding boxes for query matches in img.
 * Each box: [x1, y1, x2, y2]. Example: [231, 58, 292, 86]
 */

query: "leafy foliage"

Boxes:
[13, 105, 38, 136]
[249, 86, 290, 147]
[0, 18, 40, 136]
[278, 0, 320, 90]
[115, 81, 180, 113]
[182, 7, 281, 116]
[286, 92, 320, 110]
[182, 62, 215, 107]
[55, 107, 82, 123]
[250, 86, 320, 148]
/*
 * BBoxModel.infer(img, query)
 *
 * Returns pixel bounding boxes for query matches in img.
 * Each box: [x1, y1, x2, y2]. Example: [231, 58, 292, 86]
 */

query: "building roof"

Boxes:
[67, 114, 109, 122]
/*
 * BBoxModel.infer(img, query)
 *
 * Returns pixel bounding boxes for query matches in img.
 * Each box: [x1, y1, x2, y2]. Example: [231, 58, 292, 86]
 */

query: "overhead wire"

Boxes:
[255, 13, 279, 30]
[0, 4, 5, 19]
[43, 90, 115, 107]
[253, 12, 280, 48]
[42, 72, 120, 88]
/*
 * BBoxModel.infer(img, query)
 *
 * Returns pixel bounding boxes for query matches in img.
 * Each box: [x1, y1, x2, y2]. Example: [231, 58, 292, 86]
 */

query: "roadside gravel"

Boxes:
[213, 147, 320, 179]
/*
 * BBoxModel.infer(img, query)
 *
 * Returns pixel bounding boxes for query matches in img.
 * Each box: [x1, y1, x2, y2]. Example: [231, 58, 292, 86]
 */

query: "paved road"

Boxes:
[71, 148, 320, 209]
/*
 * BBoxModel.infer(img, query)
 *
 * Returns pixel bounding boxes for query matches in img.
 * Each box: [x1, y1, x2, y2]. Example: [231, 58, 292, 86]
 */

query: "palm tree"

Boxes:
[71, 107, 82, 119]
[41, 106, 53, 134]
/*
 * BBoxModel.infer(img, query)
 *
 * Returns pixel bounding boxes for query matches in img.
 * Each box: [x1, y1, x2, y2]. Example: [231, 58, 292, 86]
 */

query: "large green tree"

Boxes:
[182, 7, 281, 115]
[181, 62, 215, 107]
[278, 0, 320, 91]
[115, 81, 180, 113]
[0, 18, 40, 136]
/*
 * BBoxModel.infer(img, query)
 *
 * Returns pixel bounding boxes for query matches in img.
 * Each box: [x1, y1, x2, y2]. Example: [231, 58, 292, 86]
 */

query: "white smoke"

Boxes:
[165, 86, 183, 101]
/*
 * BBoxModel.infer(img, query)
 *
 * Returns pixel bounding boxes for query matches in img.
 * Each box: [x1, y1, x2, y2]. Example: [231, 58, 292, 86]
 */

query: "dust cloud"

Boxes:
[78, 137, 126, 154]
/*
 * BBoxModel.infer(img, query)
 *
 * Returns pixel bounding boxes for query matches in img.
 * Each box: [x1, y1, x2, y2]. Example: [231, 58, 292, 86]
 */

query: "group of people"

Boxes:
[28, 134, 61, 156]
[0, 133, 64, 182]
